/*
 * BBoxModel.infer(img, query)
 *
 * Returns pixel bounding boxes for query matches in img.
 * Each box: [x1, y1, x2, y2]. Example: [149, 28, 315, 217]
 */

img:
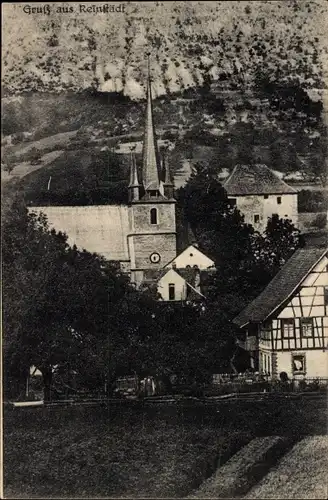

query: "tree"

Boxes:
[252, 214, 304, 279]
[2, 195, 137, 400]
[177, 164, 304, 375]
[26, 147, 42, 164]
[177, 161, 255, 267]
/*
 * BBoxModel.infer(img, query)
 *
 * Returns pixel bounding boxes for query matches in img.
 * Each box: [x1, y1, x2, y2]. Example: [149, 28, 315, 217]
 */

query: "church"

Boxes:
[30, 71, 214, 291]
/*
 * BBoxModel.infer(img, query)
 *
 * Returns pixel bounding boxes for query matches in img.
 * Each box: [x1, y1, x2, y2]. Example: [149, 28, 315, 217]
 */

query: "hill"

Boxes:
[2, 1, 327, 97]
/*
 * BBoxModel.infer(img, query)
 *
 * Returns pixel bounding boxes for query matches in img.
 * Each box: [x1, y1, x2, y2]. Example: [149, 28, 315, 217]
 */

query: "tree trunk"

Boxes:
[42, 367, 53, 401]
[160, 374, 172, 394]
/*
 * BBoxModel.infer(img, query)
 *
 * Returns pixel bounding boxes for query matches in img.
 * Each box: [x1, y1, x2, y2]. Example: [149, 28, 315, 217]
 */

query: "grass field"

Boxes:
[3, 396, 327, 499]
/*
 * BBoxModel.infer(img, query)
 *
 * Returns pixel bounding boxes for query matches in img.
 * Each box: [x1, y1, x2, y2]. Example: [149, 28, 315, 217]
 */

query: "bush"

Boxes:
[312, 213, 327, 229]
[298, 189, 327, 213]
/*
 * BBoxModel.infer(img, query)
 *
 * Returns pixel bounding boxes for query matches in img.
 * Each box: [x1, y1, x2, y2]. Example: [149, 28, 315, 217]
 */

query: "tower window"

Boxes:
[254, 214, 260, 224]
[264, 194, 269, 199]
[277, 196, 282, 204]
[150, 208, 157, 225]
[168, 283, 175, 301]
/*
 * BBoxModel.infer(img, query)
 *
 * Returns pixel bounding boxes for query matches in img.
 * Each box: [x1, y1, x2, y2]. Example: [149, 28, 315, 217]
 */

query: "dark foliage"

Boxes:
[22, 150, 129, 206]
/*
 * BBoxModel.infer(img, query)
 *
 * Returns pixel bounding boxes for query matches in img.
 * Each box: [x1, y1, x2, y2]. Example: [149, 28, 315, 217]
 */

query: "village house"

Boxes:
[234, 247, 328, 380]
[142, 264, 215, 302]
[224, 164, 298, 233]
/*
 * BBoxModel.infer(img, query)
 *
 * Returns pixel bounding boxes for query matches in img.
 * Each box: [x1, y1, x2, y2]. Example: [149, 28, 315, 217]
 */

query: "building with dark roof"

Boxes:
[224, 164, 298, 233]
[233, 247, 328, 379]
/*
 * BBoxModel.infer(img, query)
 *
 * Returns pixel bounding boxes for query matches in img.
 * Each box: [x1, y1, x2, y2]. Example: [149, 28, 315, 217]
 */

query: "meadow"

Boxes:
[3, 395, 326, 499]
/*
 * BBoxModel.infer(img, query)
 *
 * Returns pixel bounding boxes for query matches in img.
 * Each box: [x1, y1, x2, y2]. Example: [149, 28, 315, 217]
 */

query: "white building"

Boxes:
[165, 244, 215, 270]
[234, 247, 328, 379]
[142, 245, 215, 302]
[224, 164, 298, 233]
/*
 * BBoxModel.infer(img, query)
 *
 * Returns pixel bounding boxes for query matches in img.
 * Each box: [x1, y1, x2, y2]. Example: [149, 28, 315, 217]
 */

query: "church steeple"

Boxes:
[128, 147, 140, 202]
[162, 148, 175, 199]
[127, 56, 177, 286]
[141, 55, 161, 194]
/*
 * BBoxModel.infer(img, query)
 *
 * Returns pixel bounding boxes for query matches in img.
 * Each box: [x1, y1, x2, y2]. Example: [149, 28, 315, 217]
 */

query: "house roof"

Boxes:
[143, 268, 169, 283]
[233, 247, 327, 328]
[30, 205, 130, 262]
[164, 244, 215, 269]
[224, 164, 297, 196]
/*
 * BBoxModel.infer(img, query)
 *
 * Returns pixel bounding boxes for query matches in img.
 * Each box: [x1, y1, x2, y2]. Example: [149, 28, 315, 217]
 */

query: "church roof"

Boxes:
[224, 164, 297, 196]
[233, 247, 327, 328]
[141, 64, 161, 192]
[30, 205, 130, 262]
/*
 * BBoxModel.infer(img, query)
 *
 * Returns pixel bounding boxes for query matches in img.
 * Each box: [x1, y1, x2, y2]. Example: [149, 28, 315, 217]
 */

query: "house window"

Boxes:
[292, 353, 306, 375]
[150, 208, 157, 225]
[300, 318, 313, 338]
[229, 198, 237, 207]
[254, 214, 260, 224]
[261, 322, 271, 341]
[264, 194, 269, 199]
[277, 196, 282, 204]
[168, 283, 175, 301]
[281, 318, 295, 338]
[149, 190, 158, 198]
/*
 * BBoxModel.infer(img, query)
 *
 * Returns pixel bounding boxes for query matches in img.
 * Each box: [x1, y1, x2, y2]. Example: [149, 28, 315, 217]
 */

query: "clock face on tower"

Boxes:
[150, 252, 161, 264]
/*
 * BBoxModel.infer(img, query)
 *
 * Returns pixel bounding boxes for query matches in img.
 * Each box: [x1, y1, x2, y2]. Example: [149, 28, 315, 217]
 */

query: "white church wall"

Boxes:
[29, 205, 130, 262]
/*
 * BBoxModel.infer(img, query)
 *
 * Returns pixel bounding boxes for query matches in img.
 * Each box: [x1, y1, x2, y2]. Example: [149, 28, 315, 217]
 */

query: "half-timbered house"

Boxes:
[234, 247, 328, 379]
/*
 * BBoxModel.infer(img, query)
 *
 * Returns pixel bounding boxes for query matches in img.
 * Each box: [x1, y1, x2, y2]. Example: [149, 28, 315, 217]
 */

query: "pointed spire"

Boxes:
[142, 54, 161, 192]
[128, 146, 140, 202]
[162, 146, 175, 199]
[128, 146, 139, 187]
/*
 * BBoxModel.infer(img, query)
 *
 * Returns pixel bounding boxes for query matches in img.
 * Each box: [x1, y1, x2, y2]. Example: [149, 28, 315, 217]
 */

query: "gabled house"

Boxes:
[224, 164, 298, 233]
[165, 244, 215, 270]
[142, 267, 207, 302]
[233, 247, 328, 379]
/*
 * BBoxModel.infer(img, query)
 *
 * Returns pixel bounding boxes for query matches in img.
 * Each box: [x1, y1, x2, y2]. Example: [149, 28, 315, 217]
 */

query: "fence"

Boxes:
[213, 373, 271, 384]
[210, 373, 328, 395]
[115, 376, 139, 393]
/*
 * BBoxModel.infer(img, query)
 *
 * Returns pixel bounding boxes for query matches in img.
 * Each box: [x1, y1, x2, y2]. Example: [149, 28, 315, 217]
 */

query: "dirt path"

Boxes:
[245, 436, 328, 499]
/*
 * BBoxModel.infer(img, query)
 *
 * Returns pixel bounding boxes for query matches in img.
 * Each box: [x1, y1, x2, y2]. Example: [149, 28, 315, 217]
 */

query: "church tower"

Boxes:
[128, 58, 176, 285]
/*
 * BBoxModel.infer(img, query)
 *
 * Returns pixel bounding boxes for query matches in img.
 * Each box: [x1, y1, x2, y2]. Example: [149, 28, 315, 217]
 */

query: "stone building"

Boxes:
[224, 164, 298, 233]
